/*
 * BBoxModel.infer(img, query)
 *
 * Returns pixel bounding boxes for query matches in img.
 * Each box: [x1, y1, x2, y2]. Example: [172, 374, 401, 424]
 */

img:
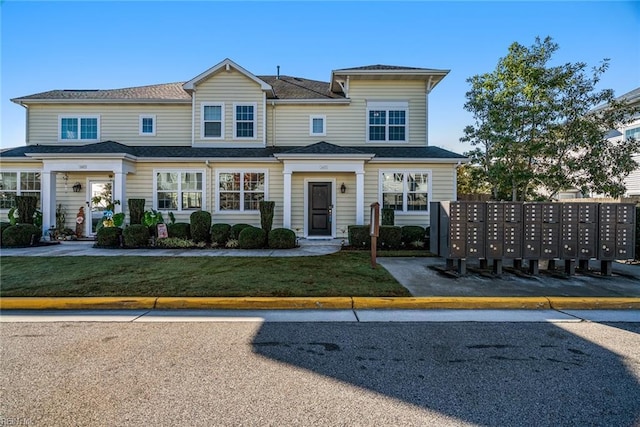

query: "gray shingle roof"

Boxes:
[335, 65, 432, 71]
[259, 76, 344, 99]
[0, 141, 466, 160]
[12, 83, 191, 102]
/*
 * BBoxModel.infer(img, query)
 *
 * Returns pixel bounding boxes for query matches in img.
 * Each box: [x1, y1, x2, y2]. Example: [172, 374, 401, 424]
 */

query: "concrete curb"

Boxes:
[1, 296, 640, 310]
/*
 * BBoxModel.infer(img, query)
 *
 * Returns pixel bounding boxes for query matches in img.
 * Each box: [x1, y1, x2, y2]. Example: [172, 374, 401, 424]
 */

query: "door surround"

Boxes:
[303, 178, 336, 238]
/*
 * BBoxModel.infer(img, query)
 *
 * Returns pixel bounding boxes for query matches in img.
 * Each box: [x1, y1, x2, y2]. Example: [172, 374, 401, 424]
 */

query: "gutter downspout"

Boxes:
[191, 90, 196, 146]
[271, 101, 276, 147]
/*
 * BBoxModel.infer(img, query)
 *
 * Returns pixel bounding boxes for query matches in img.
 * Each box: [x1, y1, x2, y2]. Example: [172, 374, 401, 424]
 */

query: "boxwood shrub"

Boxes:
[238, 226, 267, 249]
[231, 223, 251, 239]
[96, 227, 122, 248]
[401, 225, 426, 247]
[190, 211, 212, 243]
[123, 224, 150, 248]
[348, 225, 370, 248]
[0, 221, 11, 246]
[211, 223, 231, 246]
[378, 225, 402, 249]
[1, 224, 41, 247]
[268, 228, 296, 249]
[168, 222, 191, 240]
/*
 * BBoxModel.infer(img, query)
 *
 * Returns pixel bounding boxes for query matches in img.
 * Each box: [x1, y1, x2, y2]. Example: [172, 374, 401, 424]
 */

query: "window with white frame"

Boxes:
[367, 102, 408, 142]
[625, 127, 640, 141]
[234, 104, 256, 139]
[59, 116, 99, 141]
[202, 103, 224, 138]
[139, 115, 156, 136]
[217, 171, 266, 211]
[155, 171, 203, 211]
[309, 115, 326, 136]
[380, 170, 430, 213]
[0, 171, 41, 209]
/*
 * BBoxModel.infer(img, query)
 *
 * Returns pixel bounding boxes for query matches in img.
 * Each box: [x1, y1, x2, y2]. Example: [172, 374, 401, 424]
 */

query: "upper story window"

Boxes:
[217, 170, 266, 211]
[139, 115, 156, 136]
[309, 115, 326, 136]
[234, 103, 256, 139]
[366, 102, 408, 142]
[380, 170, 430, 213]
[202, 103, 224, 139]
[155, 170, 204, 211]
[0, 171, 41, 209]
[59, 116, 99, 141]
[625, 127, 640, 141]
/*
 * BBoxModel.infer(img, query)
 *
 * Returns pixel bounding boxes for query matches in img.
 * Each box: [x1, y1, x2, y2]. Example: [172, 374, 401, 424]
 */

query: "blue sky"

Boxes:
[1, 1, 639, 153]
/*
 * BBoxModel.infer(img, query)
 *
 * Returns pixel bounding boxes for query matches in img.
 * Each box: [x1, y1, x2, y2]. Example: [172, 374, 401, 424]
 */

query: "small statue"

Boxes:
[75, 207, 85, 237]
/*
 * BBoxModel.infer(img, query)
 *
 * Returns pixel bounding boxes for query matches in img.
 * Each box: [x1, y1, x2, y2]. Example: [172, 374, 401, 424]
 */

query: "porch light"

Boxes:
[340, 183, 346, 194]
[72, 182, 82, 193]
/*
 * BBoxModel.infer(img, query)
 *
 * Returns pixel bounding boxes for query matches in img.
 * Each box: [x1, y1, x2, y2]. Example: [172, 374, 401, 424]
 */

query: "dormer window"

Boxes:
[366, 101, 408, 142]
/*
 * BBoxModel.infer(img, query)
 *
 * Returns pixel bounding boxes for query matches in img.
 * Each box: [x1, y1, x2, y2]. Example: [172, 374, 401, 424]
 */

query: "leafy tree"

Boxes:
[462, 36, 639, 201]
[456, 163, 491, 197]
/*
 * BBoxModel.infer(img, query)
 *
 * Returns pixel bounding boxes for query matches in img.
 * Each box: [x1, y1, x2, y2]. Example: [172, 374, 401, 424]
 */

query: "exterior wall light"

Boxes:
[340, 183, 346, 194]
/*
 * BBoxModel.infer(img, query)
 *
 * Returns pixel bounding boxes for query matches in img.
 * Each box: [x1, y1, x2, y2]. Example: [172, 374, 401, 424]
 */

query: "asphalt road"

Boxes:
[2, 321, 640, 426]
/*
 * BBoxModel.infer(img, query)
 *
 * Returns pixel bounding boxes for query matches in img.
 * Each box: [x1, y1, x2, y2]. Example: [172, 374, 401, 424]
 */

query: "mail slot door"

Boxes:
[466, 223, 485, 258]
[541, 223, 560, 258]
[523, 203, 542, 259]
[578, 223, 597, 259]
[466, 202, 485, 223]
[542, 203, 561, 224]
[598, 221, 616, 260]
[485, 221, 503, 258]
[503, 223, 522, 259]
[617, 204, 635, 224]
[579, 203, 598, 224]
[616, 224, 635, 260]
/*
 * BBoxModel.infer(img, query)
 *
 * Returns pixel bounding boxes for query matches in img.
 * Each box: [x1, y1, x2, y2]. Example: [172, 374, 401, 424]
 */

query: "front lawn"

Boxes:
[0, 252, 410, 297]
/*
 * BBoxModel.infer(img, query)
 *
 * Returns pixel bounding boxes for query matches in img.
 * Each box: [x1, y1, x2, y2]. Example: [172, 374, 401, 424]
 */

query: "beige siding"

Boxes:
[193, 69, 265, 146]
[268, 80, 427, 147]
[26, 104, 191, 146]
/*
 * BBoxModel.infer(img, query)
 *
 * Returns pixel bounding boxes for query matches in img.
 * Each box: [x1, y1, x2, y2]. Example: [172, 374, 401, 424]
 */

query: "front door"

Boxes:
[88, 180, 113, 236]
[308, 182, 332, 236]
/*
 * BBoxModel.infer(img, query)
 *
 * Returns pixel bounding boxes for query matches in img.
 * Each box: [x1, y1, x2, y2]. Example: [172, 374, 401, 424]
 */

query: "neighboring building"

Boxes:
[0, 58, 465, 239]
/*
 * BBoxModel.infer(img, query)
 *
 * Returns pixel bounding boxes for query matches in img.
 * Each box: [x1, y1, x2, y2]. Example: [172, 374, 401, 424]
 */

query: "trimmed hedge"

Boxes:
[190, 211, 212, 243]
[211, 223, 231, 245]
[268, 228, 296, 249]
[401, 225, 426, 246]
[1, 224, 41, 247]
[348, 225, 370, 248]
[0, 222, 11, 246]
[231, 223, 251, 239]
[238, 226, 267, 249]
[381, 208, 395, 226]
[123, 224, 150, 248]
[378, 225, 402, 249]
[128, 199, 146, 225]
[96, 227, 122, 248]
[168, 222, 191, 240]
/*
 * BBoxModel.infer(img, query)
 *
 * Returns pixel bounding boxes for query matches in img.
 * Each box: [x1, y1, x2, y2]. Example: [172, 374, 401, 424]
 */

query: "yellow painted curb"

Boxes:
[155, 297, 353, 310]
[353, 297, 551, 310]
[548, 297, 640, 310]
[0, 297, 157, 310]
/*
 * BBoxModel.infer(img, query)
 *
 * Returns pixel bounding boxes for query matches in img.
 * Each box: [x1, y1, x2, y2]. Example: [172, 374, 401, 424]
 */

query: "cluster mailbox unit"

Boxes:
[430, 201, 635, 276]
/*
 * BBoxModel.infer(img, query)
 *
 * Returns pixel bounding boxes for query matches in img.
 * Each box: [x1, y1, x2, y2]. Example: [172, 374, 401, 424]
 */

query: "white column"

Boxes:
[113, 172, 126, 214]
[41, 172, 56, 236]
[283, 172, 292, 228]
[356, 171, 365, 225]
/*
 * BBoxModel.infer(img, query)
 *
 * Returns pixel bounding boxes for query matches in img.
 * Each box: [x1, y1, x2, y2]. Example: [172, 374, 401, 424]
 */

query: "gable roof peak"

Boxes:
[182, 58, 272, 92]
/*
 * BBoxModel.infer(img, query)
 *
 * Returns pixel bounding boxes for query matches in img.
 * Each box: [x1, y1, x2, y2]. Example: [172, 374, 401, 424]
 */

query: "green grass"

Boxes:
[0, 252, 410, 297]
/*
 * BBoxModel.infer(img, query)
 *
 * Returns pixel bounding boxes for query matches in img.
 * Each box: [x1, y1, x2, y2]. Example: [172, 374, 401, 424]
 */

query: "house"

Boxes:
[1, 58, 466, 239]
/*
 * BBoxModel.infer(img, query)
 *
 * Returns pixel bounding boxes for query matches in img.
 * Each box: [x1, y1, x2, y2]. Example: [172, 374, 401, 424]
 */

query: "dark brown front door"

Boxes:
[309, 182, 331, 236]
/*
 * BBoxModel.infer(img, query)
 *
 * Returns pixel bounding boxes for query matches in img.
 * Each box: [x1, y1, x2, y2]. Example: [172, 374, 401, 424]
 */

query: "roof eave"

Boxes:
[136, 157, 279, 163]
[11, 98, 192, 105]
[183, 58, 272, 91]
[369, 157, 468, 163]
[274, 153, 374, 161]
[24, 153, 138, 161]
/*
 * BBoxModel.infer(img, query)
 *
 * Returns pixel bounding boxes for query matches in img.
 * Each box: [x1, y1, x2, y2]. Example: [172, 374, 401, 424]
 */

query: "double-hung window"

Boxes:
[139, 115, 156, 136]
[625, 127, 640, 141]
[155, 170, 204, 211]
[0, 171, 41, 209]
[202, 104, 224, 139]
[367, 102, 408, 142]
[234, 103, 256, 139]
[59, 116, 99, 141]
[217, 171, 266, 211]
[380, 170, 430, 213]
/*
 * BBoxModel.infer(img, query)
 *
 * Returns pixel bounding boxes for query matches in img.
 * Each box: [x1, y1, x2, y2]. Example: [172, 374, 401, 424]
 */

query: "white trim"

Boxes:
[14, 99, 191, 105]
[58, 115, 100, 142]
[303, 178, 337, 239]
[183, 58, 272, 91]
[270, 99, 350, 105]
[365, 101, 409, 143]
[233, 102, 258, 140]
[0, 169, 43, 210]
[309, 115, 326, 136]
[152, 168, 206, 213]
[201, 103, 225, 140]
[214, 168, 269, 214]
[139, 114, 156, 136]
[378, 169, 432, 215]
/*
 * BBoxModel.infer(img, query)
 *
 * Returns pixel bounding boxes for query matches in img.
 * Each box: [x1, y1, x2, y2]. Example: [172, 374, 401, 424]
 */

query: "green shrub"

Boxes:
[0, 222, 11, 246]
[123, 224, 150, 248]
[190, 211, 212, 243]
[128, 199, 146, 225]
[16, 196, 38, 224]
[238, 226, 267, 249]
[211, 223, 231, 245]
[1, 224, 41, 247]
[348, 225, 370, 248]
[378, 226, 402, 249]
[231, 223, 252, 239]
[381, 208, 395, 226]
[268, 228, 296, 249]
[96, 227, 122, 248]
[156, 237, 206, 249]
[259, 201, 275, 233]
[168, 222, 191, 240]
[401, 225, 426, 247]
